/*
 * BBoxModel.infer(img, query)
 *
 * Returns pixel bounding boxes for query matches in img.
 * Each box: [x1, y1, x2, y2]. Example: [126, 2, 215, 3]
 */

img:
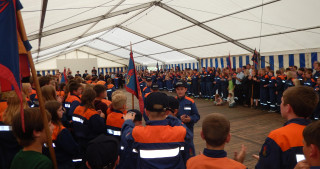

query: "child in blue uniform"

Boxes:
[175, 80, 200, 156]
[122, 92, 192, 169]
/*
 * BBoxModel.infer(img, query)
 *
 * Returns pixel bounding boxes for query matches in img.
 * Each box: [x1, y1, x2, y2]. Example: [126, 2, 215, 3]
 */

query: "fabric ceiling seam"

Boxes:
[98, 38, 165, 64]
[99, 39, 196, 63]
[36, 40, 90, 58]
[84, 45, 144, 64]
[36, 24, 320, 62]
[31, 0, 277, 56]
[31, 5, 151, 55]
[118, 25, 199, 60]
[27, 1, 156, 41]
[32, 5, 153, 63]
[169, 3, 320, 36]
[55, 0, 127, 64]
[37, 0, 49, 59]
[29, 0, 118, 35]
[74, 0, 126, 46]
[107, 0, 279, 53]
[35, 45, 143, 65]
[86, 44, 165, 63]
[157, 2, 255, 53]
[31, 25, 115, 54]
[76, 49, 127, 66]
[172, 25, 320, 53]
[22, 3, 147, 13]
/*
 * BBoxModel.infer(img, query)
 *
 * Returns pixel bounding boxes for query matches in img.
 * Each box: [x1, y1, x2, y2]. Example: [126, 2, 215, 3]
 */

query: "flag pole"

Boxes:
[132, 94, 134, 109]
[130, 42, 135, 110]
[17, 11, 58, 169]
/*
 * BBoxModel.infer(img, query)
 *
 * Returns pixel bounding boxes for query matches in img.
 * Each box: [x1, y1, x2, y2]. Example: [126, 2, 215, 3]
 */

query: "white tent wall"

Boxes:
[200, 48, 320, 70]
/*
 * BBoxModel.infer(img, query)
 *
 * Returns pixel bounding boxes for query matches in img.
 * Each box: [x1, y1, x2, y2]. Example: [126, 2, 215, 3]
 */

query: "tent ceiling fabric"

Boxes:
[23, 0, 320, 66]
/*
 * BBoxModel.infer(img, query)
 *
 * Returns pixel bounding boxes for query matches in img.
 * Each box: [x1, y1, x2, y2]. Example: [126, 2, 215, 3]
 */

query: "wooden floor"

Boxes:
[123, 88, 286, 169]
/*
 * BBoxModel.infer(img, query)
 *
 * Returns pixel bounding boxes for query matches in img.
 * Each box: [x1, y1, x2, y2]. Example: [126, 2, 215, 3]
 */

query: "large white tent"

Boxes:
[22, 0, 320, 74]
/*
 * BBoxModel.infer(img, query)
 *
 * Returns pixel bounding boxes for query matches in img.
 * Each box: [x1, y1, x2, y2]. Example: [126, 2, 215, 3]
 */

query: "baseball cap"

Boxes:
[146, 77, 152, 82]
[151, 83, 159, 90]
[86, 134, 119, 169]
[168, 96, 179, 110]
[145, 92, 169, 112]
[175, 80, 187, 88]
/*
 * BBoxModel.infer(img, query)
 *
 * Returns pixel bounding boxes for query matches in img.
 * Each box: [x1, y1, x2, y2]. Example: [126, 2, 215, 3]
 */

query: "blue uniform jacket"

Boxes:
[205, 71, 214, 82]
[313, 71, 320, 79]
[0, 122, 21, 169]
[304, 78, 315, 87]
[176, 96, 200, 133]
[255, 118, 311, 169]
[276, 76, 285, 92]
[121, 119, 192, 169]
[284, 79, 295, 90]
[43, 128, 79, 169]
[214, 76, 221, 86]
[267, 76, 276, 88]
[64, 94, 81, 120]
[192, 74, 199, 84]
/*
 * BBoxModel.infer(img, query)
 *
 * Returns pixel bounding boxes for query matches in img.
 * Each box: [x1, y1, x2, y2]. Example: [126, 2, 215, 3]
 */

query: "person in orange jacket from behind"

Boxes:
[187, 113, 247, 169]
[72, 88, 106, 166]
[106, 78, 115, 101]
[106, 91, 127, 140]
[255, 86, 319, 169]
[64, 82, 82, 121]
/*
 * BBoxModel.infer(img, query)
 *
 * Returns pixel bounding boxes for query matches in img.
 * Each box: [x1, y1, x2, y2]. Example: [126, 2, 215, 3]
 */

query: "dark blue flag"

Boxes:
[125, 47, 144, 113]
[0, 0, 30, 131]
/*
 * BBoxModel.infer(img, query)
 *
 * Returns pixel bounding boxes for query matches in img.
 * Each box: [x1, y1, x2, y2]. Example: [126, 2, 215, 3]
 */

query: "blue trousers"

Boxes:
[260, 87, 268, 109]
[187, 83, 192, 96]
[269, 88, 276, 110]
[206, 82, 213, 98]
[192, 82, 199, 97]
[200, 82, 206, 98]
[166, 80, 173, 91]
[276, 90, 283, 112]
[114, 78, 119, 89]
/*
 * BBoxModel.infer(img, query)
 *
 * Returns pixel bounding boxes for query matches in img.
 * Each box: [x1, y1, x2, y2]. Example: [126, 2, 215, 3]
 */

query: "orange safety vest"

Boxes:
[65, 94, 81, 103]
[73, 106, 98, 120]
[52, 123, 65, 141]
[97, 81, 106, 85]
[106, 110, 124, 128]
[187, 153, 246, 169]
[107, 84, 114, 89]
[101, 99, 112, 107]
[56, 91, 65, 97]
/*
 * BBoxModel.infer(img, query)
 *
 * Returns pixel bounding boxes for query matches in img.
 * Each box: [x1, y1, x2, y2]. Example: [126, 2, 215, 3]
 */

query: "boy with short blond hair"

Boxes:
[106, 91, 127, 139]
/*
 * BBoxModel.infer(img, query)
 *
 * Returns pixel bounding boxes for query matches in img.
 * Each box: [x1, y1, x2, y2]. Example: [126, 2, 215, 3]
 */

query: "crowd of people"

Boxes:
[137, 61, 320, 119]
[0, 63, 320, 169]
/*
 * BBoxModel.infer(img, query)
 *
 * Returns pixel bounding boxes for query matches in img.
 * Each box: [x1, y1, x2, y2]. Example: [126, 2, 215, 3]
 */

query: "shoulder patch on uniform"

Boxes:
[185, 96, 195, 103]
[262, 145, 267, 157]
